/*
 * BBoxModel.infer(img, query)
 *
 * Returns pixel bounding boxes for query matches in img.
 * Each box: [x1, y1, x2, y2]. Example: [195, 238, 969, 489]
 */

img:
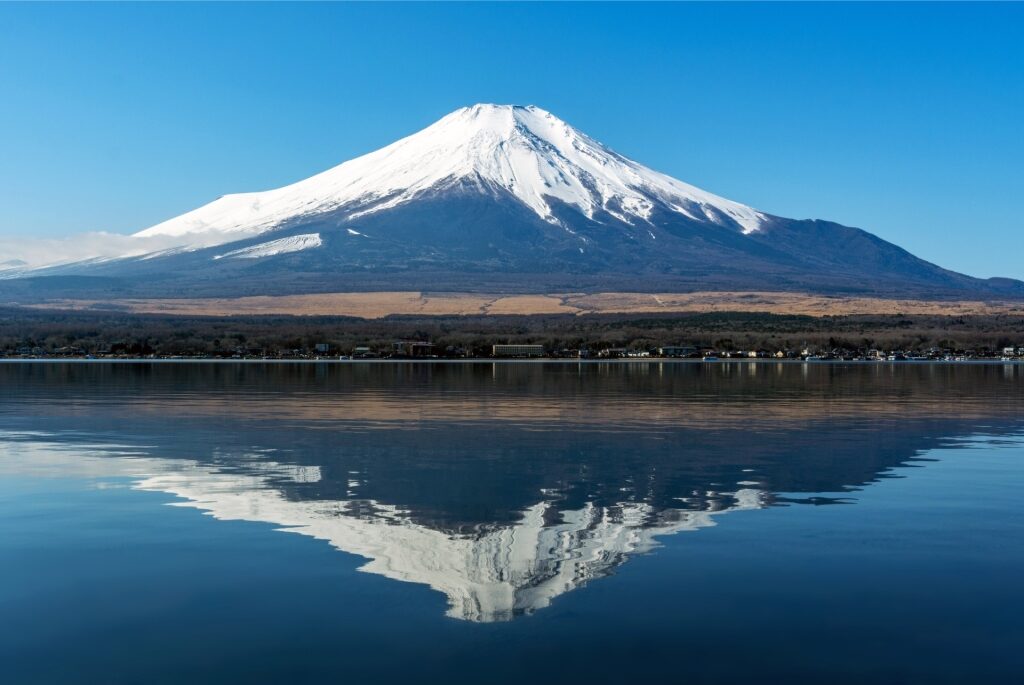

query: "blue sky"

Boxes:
[1, 2, 1021, 278]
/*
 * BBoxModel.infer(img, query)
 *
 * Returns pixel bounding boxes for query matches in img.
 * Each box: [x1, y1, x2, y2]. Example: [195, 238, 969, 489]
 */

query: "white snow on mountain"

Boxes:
[134, 104, 766, 243]
[212, 233, 322, 260]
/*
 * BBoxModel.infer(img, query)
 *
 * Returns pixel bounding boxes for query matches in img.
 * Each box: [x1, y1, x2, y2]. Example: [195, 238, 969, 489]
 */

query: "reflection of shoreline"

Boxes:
[4, 362, 1021, 435]
[5, 395, 1021, 432]
[0, 433, 764, 623]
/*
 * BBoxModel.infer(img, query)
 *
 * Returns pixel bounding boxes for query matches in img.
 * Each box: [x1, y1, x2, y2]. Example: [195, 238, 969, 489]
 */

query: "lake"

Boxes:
[1, 361, 1022, 684]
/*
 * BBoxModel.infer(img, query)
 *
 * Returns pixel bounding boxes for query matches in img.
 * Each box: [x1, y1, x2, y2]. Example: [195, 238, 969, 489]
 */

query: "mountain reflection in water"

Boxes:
[1, 361, 1022, 622]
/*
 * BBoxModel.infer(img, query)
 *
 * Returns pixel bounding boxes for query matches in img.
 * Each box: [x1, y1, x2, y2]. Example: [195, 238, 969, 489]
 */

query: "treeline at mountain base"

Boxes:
[2, 307, 1023, 360]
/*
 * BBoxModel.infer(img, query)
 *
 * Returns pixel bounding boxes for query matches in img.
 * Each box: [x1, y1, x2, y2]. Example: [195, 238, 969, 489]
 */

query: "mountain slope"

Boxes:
[8, 104, 1023, 300]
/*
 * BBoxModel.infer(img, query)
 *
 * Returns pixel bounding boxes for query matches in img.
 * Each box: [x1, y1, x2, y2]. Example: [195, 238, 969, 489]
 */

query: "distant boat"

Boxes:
[702, 356, 719, 362]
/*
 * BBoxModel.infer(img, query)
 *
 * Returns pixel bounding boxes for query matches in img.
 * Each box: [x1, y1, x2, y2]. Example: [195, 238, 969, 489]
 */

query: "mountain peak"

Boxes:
[134, 105, 765, 240]
[448, 103, 547, 119]
[435, 104, 565, 143]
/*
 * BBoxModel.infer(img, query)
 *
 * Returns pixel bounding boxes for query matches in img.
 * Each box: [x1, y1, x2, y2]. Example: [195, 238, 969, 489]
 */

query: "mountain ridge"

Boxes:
[5, 104, 1023, 301]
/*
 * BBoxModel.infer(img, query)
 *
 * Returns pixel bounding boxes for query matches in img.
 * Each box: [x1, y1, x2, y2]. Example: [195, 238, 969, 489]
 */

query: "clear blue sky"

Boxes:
[1, 2, 1021, 278]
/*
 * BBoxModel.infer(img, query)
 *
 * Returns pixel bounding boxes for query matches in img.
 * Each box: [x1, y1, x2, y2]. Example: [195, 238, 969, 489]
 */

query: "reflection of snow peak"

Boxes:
[138, 466, 764, 622]
[0, 433, 764, 623]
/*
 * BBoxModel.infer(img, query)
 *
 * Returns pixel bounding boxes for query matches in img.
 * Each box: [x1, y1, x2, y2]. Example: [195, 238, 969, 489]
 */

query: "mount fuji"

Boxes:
[8, 104, 1023, 299]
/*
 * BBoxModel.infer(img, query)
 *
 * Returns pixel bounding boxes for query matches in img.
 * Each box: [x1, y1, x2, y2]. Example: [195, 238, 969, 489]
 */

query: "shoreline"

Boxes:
[1, 358, 1021, 365]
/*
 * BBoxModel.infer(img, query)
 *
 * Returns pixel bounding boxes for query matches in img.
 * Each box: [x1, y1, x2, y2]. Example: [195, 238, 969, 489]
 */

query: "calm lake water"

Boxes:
[1, 361, 1022, 684]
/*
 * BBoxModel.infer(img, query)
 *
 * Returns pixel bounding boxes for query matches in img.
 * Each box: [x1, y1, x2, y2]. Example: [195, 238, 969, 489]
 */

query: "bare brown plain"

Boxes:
[23, 291, 1024, 318]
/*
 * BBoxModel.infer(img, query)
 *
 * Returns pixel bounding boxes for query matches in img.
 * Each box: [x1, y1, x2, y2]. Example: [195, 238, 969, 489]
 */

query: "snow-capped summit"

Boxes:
[134, 104, 765, 241]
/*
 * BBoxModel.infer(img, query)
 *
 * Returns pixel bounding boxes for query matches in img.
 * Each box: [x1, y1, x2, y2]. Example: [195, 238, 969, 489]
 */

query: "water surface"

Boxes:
[1, 362, 1022, 683]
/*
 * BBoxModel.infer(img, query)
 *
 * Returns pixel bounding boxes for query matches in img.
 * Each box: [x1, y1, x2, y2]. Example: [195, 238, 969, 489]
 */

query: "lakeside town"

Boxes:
[4, 339, 1023, 362]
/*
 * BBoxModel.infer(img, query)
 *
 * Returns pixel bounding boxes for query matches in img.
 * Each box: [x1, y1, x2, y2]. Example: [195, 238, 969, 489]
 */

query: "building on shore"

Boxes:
[493, 344, 545, 358]
[657, 346, 696, 358]
[393, 341, 436, 357]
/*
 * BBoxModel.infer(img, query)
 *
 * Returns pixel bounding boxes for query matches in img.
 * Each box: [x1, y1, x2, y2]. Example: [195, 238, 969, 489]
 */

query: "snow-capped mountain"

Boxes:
[7, 104, 1023, 298]
[135, 104, 765, 243]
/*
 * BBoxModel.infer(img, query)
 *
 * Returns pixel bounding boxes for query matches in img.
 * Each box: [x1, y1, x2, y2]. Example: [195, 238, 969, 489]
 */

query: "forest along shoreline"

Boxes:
[2, 305, 1023, 361]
